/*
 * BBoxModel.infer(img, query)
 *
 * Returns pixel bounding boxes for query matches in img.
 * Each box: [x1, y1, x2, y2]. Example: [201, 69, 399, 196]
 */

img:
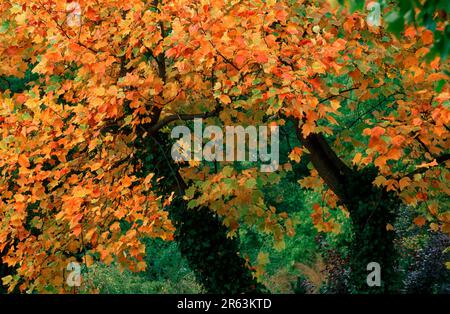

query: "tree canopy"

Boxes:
[0, 0, 448, 293]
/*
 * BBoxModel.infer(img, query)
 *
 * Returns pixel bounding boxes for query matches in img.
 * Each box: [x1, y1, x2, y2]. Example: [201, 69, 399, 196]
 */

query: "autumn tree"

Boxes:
[0, 0, 448, 293]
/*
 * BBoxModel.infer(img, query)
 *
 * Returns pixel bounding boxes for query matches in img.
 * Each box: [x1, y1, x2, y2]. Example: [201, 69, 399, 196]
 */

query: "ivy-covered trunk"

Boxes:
[343, 167, 400, 293]
[294, 129, 400, 293]
[135, 133, 263, 294]
[170, 200, 263, 293]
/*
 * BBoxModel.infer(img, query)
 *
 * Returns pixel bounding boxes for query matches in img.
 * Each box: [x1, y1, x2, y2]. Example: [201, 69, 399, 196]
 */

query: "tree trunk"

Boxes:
[294, 124, 399, 293]
[342, 167, 400, 293]
[136, 133, 263, 293]
[170, 199, 264, 293]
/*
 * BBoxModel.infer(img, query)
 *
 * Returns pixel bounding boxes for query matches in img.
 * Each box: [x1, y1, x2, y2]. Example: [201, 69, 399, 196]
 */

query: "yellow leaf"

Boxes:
[2, 275, 13, 285]
[219, 94, 231, 104]
[163, 82, 178, 99]
[90, 162, 102, 171]
[14, 194, 25, 202]
[352, 152, 362, 165]
[143, 173, 155, 185]
[330, 99, 341, 111]
[330, 87, 340, 95]
[73, 186, 87, 198]
[256, 252, 270, 266]
[311, 61, 326, 74]
[93, 87, 106, 96]
[15, 13, 27, 25]
[373, 175, 386, 186]
[430, 223, 439, 232]
[274, 240, 285, 251]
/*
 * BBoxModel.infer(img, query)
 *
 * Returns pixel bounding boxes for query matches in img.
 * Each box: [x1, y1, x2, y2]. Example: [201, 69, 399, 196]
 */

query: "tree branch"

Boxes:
[148, 106, 222, 134]
[291, 117, 353, 201]
[405, 152, 450, 178]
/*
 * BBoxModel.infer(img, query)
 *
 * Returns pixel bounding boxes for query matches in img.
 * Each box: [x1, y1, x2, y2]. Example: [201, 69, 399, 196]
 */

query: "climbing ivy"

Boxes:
[134, 132, 264, 294]
[343, 166, 400, 293]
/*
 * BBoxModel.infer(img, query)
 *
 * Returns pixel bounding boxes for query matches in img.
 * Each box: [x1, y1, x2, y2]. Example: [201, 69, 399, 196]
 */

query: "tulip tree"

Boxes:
[0, 0, 448, 293]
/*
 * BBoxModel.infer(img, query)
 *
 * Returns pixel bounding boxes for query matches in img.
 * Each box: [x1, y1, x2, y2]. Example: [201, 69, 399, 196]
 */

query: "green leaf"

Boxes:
[0, 21, 10, 34]
[385, 11, 405, 37]
[435, 79, 446, 93]
[222, 166, 234, 177]
[244, 178, 257, 189]
[348, 0, 364, 13]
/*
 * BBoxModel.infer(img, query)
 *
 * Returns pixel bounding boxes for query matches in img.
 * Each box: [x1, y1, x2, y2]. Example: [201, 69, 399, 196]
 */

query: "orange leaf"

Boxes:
[254, 51, 268, 64]
[422, 30, 433, 45]
[73, 225, 82, 237]
[122, 175, 132, 188]
[288, 147, 303, 163]
[413, 216, 426, 227]
[398, 177, 411, 191]
[371, 126, 385, 138]
[416, 160, 438, 169]
[302, 122, 315, 138]
[18, 155, 30, 168]
[404, 26, 416, 38]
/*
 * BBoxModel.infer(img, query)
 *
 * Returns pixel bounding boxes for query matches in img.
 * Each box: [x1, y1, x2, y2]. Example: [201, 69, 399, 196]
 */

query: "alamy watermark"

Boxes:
[66, 261, 81, 287]
[170, 119, 279, 172]
[367, 262, 381, 287]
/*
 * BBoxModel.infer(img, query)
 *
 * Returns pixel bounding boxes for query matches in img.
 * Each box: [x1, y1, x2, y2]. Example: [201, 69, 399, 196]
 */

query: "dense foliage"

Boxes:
[0, 0, 448, 294]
